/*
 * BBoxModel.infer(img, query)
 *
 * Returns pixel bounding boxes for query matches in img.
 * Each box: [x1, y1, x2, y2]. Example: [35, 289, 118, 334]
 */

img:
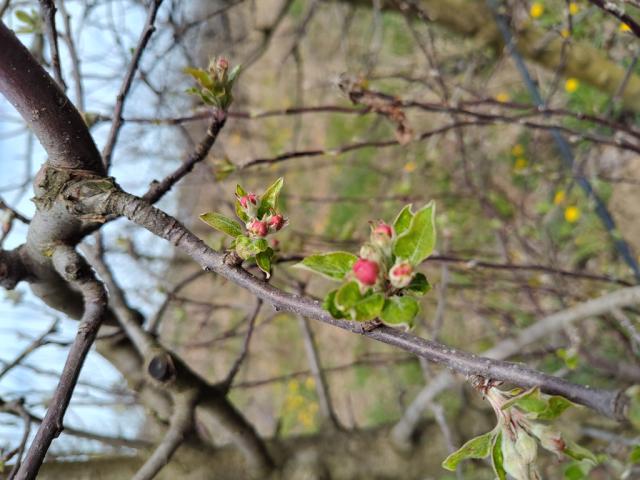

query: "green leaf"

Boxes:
[503, 387, 574, 420]
[228, 65, 242, 84]
[492, 431, 507, 480]
[323, 290, 345, 319]
[15, 10, 33, 25]
[200, 212, 243, 237]
[394, 204, 414, 236]
[380, 296, 420, 328]
[258, 177, 284, 218]
[537, 395, 574, 420]
[393, 201, 436, 266]
[236, 184, 247, 196]
[334, 281, 361, 310]
[564, 462, 590, 480]
[564, 440, 597, 465]
[183, 67, 213, 88]
[442, 430, 495, 471]
[295, 252, 357, 280]
[353, 293, 384, 321]
[256, 248, 273, 278]
[235, 235, 269, 259]
[405, 272, 431, 295]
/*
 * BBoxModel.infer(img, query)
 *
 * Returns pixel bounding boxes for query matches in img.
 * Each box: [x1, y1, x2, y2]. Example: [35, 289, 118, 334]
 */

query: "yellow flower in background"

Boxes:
[564, 206, 581, 223]
[496, 92, 510, 103]
[553, 190, 566, 205]
[568, 2, 579, 15]
[560, 28, 571, 39]
[511, 144, 525, 157]
[403, 161, 417, 173]
[304, 376, 316, 390]
[620, 23, 632, 33]
[565, 78, 579, 93]
[530, 2, 544, 18]
[513, 157, 528, 171]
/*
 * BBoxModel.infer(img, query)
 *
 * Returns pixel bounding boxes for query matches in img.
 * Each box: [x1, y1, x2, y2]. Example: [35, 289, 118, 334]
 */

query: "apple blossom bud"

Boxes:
[371, 221, 394, 250]
[247, 219, 268, 237]
[389, 261, 413, 289]
[515, 430, 538, 464]
[217, 57, 229, 72]
[353, 258, 379, 286]
[239, 193, 257, 209]
[268, 214, 285, 231]
[359, 243, 383, 263]
[530, 424, 565, 456]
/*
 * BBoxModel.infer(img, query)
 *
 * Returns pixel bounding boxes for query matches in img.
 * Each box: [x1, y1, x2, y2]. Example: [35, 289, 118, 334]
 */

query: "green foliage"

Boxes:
[295, 252, 357, 280]
[199, 212, 243, 237]
[299, 203, 436, 327]
[380, 296, 420, 328]
[444, 383, 596, 478]
[442, 430, 495, 471]
[184, 57, 241, 109]
[200, 178, 286, 277]
[393, 202, 436, 265]
[15, 9, 41, 34]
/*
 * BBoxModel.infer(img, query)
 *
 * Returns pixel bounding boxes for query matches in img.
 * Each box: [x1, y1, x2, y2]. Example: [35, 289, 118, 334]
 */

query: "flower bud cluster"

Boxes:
[351, 221, 415, 291]
[237, 192, 287, 238]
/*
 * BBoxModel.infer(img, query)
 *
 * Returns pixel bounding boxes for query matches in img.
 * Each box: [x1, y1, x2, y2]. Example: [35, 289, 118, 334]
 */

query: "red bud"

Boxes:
[353, 258, 379, 286]
[248, 219, 268, 237]
[268, 214, 285, 231]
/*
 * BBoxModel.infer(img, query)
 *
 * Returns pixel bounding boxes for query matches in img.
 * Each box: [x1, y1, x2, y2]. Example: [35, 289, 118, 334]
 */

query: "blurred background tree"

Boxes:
[2, 0, 640, 478]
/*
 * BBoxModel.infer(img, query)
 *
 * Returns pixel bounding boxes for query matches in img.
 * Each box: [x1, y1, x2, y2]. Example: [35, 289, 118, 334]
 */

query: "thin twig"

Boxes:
[37, 0, 66, 90]
[101, 0, 163, 170]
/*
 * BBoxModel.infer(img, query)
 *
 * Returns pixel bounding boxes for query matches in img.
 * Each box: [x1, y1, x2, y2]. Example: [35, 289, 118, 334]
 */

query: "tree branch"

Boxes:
[91, 188, 630, 422]
[0, 21, 103, 173]
[15, 246, 108, 479]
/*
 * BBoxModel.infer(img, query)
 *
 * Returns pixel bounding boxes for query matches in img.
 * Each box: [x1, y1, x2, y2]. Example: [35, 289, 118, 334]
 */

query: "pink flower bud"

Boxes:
[217, 57, 229, 71]
[248, 219, 268, 237]
[268, 214, 285, 231]
[389, 261, 413, 288]
[371, 221, 394, 250]
[239, 193, 258, 209]
[353, 258, 379, 286]
[373, 222, 393, 237]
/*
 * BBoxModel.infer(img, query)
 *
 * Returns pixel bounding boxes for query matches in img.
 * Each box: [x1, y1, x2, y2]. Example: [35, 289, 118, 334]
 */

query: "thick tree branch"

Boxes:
[16, 246, 107, 479]
[0, 21, 103, 173]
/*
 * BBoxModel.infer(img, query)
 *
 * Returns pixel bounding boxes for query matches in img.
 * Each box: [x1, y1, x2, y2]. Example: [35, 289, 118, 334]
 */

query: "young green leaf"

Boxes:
[258, 177, 284, 218]
[334, 281, 361, 310]
[199, 212, 243, 237]
[353, 293, 384, 321]
[536, 395, 574, 420]
[380, 296, 420, 328]
[394, 204, 414, 236]
[393, 201, 436, 266]
[442, 430, 495, 471]
[564, 441, 597, 465]
[183, 67, 213, 88]
[235, 235, 269, 259]
[323, 290, 345, 319]
[492, 431, 507, 480]
[295, 252, 358, 280]
[405, 272, 431, 295]
[256, 248, 274, 278]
